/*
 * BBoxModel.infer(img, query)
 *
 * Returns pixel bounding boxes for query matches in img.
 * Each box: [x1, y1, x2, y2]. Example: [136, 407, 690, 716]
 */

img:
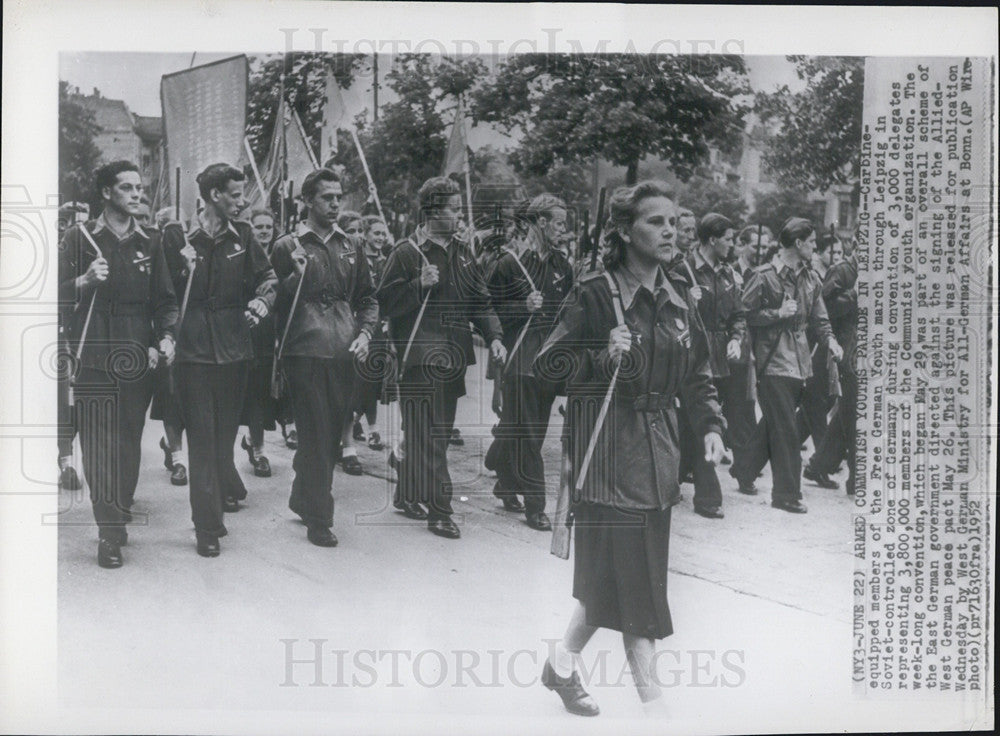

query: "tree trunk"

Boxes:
[625, 159, 639, 185]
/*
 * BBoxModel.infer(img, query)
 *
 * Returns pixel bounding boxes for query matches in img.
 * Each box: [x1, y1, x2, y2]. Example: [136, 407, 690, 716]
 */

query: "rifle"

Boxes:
[550, 434, 574, 559]
[745, 223, 763, 403]
[588, 187, 607, 272]
[271, 238, 307, 399]
[577, 209, 591, 265]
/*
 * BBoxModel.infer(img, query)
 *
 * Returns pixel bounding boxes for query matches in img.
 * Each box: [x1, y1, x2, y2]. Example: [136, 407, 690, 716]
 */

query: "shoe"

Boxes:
[285, 428, 298, 450]
[254, 455, 272, 478]
[720, 450, 732, 465]
[772, 499, 808, 514]
[307, 526, 339, 547]
[448, 428, 464, 446]
[367, 431, 384, 451]
[388, 451, 400, 471]
[241, 436, 257, 469]
[396, 501, 428, 520]
[428, 518, 461, 539]
[541, 660, 600, 717]
[97, 539, 123, 568]
[736, 478, 757, 495]
[680, 471, 694, 485]
[694, 505, 725, 519]
[341, 455, 363, 476]
[500, 495, 525, 513]
[526, 511, 552, 531]
[196, 532, 220, 557]
[159, 437, 174, 470]
[803, 465, 839, 489]
[223, 496, 240, 513]
[171, 463, 188, 486]
[353, 421, 366, 442]
[59, 465, 81, 491]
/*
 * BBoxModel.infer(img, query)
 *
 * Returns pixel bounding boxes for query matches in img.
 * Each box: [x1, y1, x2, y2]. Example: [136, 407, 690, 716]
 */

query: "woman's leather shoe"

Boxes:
[254, 455, 272, 478]
[428, 518, 461, 539]
[307, 526, 338, 547]
[171, 463, 188, 486]
[97, 539, 123, 569]
[341, 455, 363, 476]
[541, 660, 600, 716]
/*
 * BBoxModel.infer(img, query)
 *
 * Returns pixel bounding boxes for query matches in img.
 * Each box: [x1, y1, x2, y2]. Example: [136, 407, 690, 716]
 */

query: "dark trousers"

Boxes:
[811, 370, 857, 493]
[490, 373, 555, 515]
[796, 350, 830, 448]
[718, 370, 756, 472]
[679, 407, 722, 509]
[397, 366, 464, 521]
[75, 367, 154, 543]
[177, 362, 249, 537]
[285, 357, 353, 529]
[741, 375, 806, 502]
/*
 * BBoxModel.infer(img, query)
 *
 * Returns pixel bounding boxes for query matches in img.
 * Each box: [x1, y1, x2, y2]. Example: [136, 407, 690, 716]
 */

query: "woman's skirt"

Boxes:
[572, 502, 673, 639]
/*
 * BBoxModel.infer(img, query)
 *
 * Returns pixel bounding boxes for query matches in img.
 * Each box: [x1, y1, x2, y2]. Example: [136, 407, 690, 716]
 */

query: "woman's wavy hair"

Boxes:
[603, 180, 675, 269]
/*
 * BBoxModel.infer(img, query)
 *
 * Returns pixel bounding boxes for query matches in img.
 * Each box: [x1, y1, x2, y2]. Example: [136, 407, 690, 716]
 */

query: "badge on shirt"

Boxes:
[677, 328, 691, 348]
[674, 317, 685, 331]
[133, 252, 151, 274]
[227, 242, 245, 259]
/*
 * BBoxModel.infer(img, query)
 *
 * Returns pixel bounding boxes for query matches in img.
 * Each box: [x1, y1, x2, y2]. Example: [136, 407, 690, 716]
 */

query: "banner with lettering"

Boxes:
[161, 55, 249, 221]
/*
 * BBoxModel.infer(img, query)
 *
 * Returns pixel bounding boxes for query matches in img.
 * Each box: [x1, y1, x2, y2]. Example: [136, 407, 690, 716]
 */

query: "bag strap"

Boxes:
[603, 270, 626, 328]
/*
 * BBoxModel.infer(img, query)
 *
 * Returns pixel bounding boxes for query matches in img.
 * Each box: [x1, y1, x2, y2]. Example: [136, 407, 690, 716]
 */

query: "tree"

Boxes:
[675, 174, 748, 225]
[754, 56, 864, 193]
[472, 54, 750, 185]
[751, 186, 812, 236]
[330, 54, 488, 221]
[59, 81, 102, 205]
[246, 52, 366, 163]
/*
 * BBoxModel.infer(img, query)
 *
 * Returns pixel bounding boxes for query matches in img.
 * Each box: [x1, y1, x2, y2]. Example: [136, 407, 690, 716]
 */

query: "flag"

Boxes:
[320, 70, 349, 163]
[243, 97, 318, 213]
[160, 55, 249, 219]
[441, 96, 471, 178]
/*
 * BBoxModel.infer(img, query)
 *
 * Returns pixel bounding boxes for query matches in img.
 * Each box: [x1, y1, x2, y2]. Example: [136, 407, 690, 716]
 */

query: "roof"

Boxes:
[73, 94, 134, 133]
[133, 115, 163, 142]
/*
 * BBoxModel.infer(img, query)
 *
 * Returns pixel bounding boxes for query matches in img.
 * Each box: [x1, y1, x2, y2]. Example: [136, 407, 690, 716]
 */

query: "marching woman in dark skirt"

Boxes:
[535, 181, 725, 716]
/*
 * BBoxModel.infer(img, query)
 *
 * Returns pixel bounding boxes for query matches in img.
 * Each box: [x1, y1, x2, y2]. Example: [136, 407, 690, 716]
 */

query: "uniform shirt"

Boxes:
[270, 223, 379, 361]
[822, 256, 858, 371]
[535, 266, 724, 511]
[376, 228, 502, 374]
[59, 213, 177, 372]
[742, 253, 834, 380]
[163, 218, 276, 365]
[687, 249, 748, 376]
[487, 247, 573, 377]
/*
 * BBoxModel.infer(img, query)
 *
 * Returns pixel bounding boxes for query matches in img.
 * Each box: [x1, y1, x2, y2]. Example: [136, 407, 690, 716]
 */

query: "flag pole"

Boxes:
[349, 128, 386, 223]
[243, 137, 267, 201]
[460, 94, 474, 231]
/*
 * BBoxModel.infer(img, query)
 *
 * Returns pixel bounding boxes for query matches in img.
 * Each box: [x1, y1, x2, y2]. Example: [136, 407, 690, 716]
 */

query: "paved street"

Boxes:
[57, 346, 863, 731]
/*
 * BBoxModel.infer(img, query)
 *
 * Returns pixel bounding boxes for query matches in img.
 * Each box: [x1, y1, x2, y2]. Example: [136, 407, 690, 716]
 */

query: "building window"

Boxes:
[838, 193, 852, 229]
[811, 200, 827, 229]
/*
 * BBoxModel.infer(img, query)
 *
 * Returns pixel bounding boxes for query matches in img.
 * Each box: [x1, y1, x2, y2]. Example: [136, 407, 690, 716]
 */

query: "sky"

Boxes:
[60, 51, 804, 122]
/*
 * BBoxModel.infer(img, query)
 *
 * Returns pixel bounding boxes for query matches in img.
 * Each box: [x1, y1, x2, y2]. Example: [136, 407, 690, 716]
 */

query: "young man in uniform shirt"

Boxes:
[270, 168, 379, 548]
[59, 161, 178, 568]
[163, 163, 276, 557]
[736, 218, 843, 513]
[680, 214, 747, 519]
[486, 194, 574, 531]
[376, 177, 506, 540]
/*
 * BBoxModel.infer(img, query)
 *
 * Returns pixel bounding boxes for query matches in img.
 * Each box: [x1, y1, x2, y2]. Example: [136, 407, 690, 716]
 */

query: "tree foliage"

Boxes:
[675, 175, 748, 225]
[59, 80, 103, 204]
[751, 186, 812, 236]
[754, 56, 864, 192]
[246, 53, 366, 163]
[472, 54, 750, 185]
[329, 55, 488, 218]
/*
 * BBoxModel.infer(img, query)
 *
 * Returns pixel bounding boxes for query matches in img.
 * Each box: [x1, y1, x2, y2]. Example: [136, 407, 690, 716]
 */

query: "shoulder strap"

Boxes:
[602, 270, 626, 328]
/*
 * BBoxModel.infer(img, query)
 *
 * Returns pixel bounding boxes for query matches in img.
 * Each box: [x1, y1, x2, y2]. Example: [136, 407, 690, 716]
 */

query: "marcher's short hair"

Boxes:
[249, 208, 275, 224]
[677, 207, 696, 222]
[697, 213, 734, 244]
[300, 167, 341, 201]
[525, 193, 566, 223]
[778, 217, 815, 249]
[196, 163, 244, 202]
[363, 215, 387, 234]
[95, 161, 140, 197]
[604, 180, 674, 269]
[337, 210, 363, 231]
[417, 177, 461, 220]
[738, 225, 773, 245]
[815, 233, 834, 254]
